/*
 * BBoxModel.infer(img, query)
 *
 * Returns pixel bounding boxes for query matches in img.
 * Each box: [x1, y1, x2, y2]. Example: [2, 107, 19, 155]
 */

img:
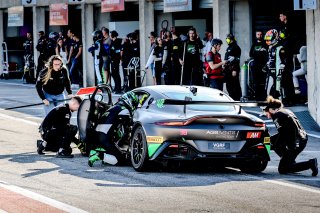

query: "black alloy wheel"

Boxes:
[130, 126, 148, 171]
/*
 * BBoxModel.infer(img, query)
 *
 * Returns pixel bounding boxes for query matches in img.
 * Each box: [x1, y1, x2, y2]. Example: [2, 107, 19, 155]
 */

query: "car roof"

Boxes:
[136, 85, 231, 100]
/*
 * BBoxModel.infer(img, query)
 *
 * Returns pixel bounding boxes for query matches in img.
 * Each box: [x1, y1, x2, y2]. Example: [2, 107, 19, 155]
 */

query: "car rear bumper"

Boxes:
[149, 141, 270, 163]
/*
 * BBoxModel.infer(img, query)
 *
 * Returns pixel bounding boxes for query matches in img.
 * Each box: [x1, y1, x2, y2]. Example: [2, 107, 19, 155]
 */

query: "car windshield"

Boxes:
[164, 88, 235, 112]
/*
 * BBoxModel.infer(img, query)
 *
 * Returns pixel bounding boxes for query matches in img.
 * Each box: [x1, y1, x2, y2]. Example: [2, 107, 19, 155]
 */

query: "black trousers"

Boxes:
[41, 125, 78, 151]
[274, 140, 311, 174]
[111, 60, 121, 92]
[226, 75, 242, 101]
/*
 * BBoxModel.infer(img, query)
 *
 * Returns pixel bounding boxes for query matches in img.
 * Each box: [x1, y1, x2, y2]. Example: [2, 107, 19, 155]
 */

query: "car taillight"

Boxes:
[246, 132, 262, 139]
[254, 123, 265, 127]
[155, 121, 186, 126]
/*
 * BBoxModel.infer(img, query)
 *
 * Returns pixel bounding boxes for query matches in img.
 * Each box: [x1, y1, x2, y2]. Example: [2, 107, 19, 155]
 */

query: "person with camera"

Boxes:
[263, 95, 318, 176]
[36, 55, 73, 115]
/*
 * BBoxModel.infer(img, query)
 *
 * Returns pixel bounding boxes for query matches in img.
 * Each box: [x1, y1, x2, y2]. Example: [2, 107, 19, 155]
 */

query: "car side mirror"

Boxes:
[146, 97, 154, 109]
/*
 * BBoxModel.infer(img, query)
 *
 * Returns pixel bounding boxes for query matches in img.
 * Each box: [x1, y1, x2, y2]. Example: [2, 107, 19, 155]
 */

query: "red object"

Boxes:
[246, 132, 262, 139]
[76, 87, 99, 96]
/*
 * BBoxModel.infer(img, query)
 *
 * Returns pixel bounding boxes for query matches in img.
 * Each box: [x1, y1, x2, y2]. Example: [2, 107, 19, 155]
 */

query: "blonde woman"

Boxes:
[36, 55, 73, 115]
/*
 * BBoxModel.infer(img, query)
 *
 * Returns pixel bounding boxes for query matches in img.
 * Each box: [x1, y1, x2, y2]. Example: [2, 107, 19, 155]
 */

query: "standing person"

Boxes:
[110, 30, 122, 94]
[37, 96, 83, 158]
[55, 37, 68, 65]
[47, 32, 59, 58]
[129, 32, 140, 89]
[249, 30, 269, 100]
[205, 38, 227, 91]
[68, 33, 83, 88]
[179, 27, 204, 86]
[36, 55, 73, 115]
[163, 31, 173, 84]
[145, 32, 157, 85]
[36, 31, 47, 78]
[22, 32, 34, 83]
[120, 33, 133, 91]
[101, 27, 112, 85]
[153, 38, 167, 85]
[224, 33, 242, 100]
[88, 30, 104, 85]
[293, 45, 307, 94]
[263, 95, 318, 176]
[171, 31, 182, 85]
[66, 29, 75, 70]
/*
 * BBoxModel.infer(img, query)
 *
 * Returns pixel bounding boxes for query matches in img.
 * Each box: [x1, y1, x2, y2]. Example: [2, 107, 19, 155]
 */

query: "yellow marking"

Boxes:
[146, 136, 164, 143]
[264, 137, 270, 144]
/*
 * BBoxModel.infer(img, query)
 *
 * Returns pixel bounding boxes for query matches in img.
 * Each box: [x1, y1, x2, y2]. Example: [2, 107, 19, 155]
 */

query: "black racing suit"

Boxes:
[39, 104, 78, 152]
[91, 101, 134, 163]
[249, 40, 268, 100]
[270, 108, 313, 174]
[224, 41, 242, 100]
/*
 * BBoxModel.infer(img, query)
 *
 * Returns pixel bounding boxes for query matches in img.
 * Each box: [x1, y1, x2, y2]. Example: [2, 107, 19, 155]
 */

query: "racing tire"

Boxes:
[240, 160, 268, 174]
[130, 126, 149, 172]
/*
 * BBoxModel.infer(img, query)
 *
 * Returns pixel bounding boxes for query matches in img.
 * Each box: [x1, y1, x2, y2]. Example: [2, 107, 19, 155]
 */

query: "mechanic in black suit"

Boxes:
[264, 95, 318, 176]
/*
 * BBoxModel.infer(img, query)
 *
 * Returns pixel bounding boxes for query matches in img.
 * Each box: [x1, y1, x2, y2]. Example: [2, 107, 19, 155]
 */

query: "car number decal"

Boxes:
[146, 136, 164, 143]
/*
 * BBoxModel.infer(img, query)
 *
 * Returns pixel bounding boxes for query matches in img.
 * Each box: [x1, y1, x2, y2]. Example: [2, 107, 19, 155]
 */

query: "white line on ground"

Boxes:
[0, 82, 35, 88]
[0, 112, 39, 126]
[0, 180, 88, 213]
[0, 210, 8, 213]
[227, 167, 320, 194]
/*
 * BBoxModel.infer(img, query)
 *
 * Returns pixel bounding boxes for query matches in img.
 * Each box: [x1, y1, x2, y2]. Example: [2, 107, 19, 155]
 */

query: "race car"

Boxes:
[77, 84, 270, 173]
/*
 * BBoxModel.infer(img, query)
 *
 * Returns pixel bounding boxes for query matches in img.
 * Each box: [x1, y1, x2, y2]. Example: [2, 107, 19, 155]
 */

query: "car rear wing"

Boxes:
[162, 99, 268, 114]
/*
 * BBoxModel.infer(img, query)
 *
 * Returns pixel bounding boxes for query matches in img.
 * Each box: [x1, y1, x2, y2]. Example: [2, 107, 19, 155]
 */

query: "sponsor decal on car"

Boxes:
[156, 99, 165, 108]
[246, 132, 261, 139]
[146, 136, 164, 143]
[264, 136, 271, 154]
[180, 129, 188, 136]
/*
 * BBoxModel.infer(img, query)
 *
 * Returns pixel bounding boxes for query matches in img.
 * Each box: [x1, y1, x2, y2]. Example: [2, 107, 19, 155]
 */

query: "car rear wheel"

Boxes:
[240, 160, 268, 174]
[130, 126, 148, 171]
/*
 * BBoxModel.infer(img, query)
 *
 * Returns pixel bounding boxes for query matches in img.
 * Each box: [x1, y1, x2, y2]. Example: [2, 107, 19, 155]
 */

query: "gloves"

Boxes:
[280, 64, 285, 69]
[227, 56, 235, 63]
[203, 73, 207, 78]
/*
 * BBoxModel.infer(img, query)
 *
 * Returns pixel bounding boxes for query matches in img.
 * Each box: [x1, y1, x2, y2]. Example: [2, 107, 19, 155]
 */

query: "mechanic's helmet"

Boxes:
[92, 30, 102, 42]
[264, 29, 278, 46]
[49, 32, 59, 41]
[211, 38, 223, 46]
[120, 91, 139, 111]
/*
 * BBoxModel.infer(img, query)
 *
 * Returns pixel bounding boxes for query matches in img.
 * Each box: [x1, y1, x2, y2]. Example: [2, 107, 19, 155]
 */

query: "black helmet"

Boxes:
[49, 32, 59, 41]
[110, 30, 119, 38]
[211, 38, 223, 46]
[119, 91, 139, 112]
[92, 30, 102, 42]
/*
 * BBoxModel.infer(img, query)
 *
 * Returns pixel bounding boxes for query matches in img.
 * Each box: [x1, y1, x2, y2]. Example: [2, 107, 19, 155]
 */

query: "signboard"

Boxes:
[164, 0, 192, 13]
[49, 3, 68, 26]
[22, 0, 37, 6]
[101, 0, 125, 13]
[294, 0, 317, 10]
[8, 6, 24, 27]
[68, 0, 85, 4]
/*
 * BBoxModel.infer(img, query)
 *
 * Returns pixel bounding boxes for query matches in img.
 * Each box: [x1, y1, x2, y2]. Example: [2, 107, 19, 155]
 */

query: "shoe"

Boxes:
[37, 140, 45, 155]
[77, 142, 86, 155]
[310, 158, 318, 177]
[103, 153, 118, 165]
[56, 150, 74, 158]
[88, 150, 101, 167]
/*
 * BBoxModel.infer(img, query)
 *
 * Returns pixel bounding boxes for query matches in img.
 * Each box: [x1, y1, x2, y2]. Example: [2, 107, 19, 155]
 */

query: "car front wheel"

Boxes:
[130, 126, 148, 171]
